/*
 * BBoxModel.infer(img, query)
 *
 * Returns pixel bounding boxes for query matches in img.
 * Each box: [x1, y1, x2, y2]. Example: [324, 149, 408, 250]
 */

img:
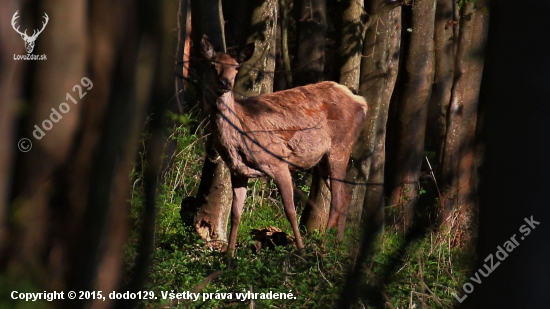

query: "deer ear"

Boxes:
[238, 42, 255, 63]
[201, 35, 214, 59]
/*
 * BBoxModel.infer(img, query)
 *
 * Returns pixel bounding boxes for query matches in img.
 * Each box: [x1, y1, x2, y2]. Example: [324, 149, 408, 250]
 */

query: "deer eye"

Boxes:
[235, 65, 241, 70]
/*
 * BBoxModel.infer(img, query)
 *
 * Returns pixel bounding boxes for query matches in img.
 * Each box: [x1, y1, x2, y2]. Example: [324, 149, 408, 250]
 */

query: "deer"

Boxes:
[12, 11, 49, 54]
[200, 35, 368, 256]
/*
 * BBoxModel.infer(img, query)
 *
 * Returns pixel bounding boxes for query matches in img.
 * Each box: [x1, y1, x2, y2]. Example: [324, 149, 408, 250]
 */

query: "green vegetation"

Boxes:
[126, 121, 475, 308]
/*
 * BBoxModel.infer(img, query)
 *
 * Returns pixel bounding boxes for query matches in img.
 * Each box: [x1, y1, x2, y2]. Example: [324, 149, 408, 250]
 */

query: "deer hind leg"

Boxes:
[269, 165, 305, 251]
[227, 175, 248, 257]
[326, 155, 350, 239]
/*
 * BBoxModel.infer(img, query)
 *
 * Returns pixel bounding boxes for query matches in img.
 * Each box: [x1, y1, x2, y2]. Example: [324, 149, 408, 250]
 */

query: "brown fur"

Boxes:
[201, 35, 367, 255]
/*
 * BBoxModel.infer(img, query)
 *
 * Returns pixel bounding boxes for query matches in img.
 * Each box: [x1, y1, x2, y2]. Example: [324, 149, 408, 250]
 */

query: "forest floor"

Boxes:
[126, 124, 474, 309]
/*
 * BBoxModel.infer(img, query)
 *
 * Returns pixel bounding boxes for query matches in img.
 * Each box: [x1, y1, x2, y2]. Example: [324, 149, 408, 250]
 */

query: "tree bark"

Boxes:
[427, 0, 455, 156]
[0, 0, 24, 251]
[334, 0, 365, 93]
[175, 0, 191, 114]
[439, 2, 488, 236]
[386, 0, 435, 233]
[327, 0, 366, 232]
[0, 1, 171, 308]
[300, 167, 331, 232]
[338, 6, 404, 308]
[293, 0, 327, 87]
[345, 1, 404, 236]
[235, 0, 278, 97]
[4, 0, 87, 292]
[191, 143, 233, 245]
[280, 0, 293, 89]
[188, 0, 233, 247]
[294, 0, 329, 232]
[347, 6, 402, 236]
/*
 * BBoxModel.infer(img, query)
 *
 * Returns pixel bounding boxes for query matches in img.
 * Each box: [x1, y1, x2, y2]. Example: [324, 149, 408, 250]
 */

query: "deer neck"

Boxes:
[214, 90, 243, 151]
[215, 91, 241, 130]
[213, 90, 255, 175]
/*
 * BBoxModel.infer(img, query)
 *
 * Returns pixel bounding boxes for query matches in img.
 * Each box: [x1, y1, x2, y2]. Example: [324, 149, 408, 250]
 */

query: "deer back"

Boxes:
[230, 81, 367, 169]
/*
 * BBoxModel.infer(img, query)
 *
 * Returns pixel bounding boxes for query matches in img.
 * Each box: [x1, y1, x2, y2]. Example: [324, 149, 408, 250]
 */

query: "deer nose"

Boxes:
[219, 78, 231, 90]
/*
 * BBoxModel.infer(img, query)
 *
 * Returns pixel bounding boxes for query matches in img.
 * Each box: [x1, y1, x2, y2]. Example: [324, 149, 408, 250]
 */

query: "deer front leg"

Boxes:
[270, 165, 305, 251]
[227, 175, 248, 257]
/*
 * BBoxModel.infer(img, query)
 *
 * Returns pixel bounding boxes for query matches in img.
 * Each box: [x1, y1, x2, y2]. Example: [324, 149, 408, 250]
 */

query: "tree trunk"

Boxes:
[344, 1, 403, 237]
[293, 0, 327, 86]
[386, 0, 435, 233]
[0, 1, 171, 308]
[349, 7, 402, 237]
[427, 0, 455, 156]
[439, 2, 488, 237]
[188, 0, 233, 247]
[235, 0, 278, 97]
[309, 0, 363, 233]
[334, 0, 365, 93]
[294, 0, 329, 233]
[279, 0, 293, 89]
[0, 0, 24, 251]
[5, 0, 87, 290]
[175, 0, 191, 114]
[300, 167, 331, 232]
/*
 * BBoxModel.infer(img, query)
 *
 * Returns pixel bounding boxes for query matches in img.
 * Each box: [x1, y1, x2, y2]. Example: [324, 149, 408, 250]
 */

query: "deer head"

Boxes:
[12, 11, 49, 54]
[200, 35, 254, 95]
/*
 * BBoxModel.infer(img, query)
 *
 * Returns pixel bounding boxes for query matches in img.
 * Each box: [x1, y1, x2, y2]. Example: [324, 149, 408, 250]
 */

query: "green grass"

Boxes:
[127, 123, 475, 308]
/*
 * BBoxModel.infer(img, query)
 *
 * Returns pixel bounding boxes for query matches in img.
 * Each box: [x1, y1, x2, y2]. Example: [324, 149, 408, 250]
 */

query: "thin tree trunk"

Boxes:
[439, 2, 488, 236]
[387, 0, 435, 233]
[280, 0, 293, 88]
[345, 1, 403, 237]
[300, 168, 331, 232]
[456, 3, 488, 212]
[86, 2, 150, 308]
[192, 144, 233, 245]
[427, 0, 455, 156]
[4, 0, 87, 290]
[439, 2, 474, 221]
[354, 7, 402, 237]
[318, 0, 365, 233]
[335, 0, 365, 93]
[294, 0, 329, 233]
[293, 0, 327, 87]
[116, 3, 176, 308]
[468, 4, 489, 246]
[188, 0, 233, 247]
[338, 7, 403, 307]
[235, 0, 278, 97]
[175, 0, 191, 114]
[0, 0, 23, 252]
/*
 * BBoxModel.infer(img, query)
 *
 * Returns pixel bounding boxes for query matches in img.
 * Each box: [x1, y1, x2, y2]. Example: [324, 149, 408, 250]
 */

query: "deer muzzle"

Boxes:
[218, 78, 232, 93]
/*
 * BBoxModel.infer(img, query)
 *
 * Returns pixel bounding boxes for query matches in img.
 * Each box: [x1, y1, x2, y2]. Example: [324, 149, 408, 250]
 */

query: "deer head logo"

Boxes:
[11, 11, 49, 54]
